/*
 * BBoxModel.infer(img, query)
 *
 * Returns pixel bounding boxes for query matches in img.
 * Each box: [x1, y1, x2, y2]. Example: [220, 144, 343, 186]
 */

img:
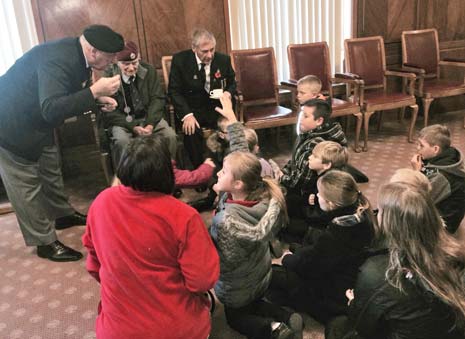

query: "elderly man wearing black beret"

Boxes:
[102, 41, 177, 165]
[0, 24, 124, 262]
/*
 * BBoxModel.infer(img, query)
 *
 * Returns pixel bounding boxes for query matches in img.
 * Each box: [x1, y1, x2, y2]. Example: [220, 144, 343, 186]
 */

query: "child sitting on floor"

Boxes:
[243, 127, 275, 178]
[210, 96, 304, 339]
[283, 141, 349, 243]
[270, 170, 374, 325]
[276, 98, 346, 208]
[410, 124, 465, 233]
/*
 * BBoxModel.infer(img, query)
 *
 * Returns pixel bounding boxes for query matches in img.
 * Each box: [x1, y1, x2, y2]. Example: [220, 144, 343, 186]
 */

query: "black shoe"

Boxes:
[37, 240, 83, 262]
[55, 212, 87, 230]
[173, 188, 183, 198]
[188, 197, 215, 212]
[287, 313, 304, 339]
[271, 323, 294, 339]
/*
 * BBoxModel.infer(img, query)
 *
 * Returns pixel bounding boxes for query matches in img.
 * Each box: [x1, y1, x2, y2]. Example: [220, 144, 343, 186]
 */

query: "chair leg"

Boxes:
[376, 111, 383, 131]
[363, 111, 375, 152]
[408, 104, 419, 143]
[422, 98, 434, 127]
[398, 107, 405, 121]
[100, 152, 114, 185]
[353, 112, 363, 153]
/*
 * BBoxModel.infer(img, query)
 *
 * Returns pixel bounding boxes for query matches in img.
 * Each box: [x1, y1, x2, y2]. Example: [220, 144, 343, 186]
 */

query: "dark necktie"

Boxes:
[128, 76, 143, 118]
[199, 63, 206, 86]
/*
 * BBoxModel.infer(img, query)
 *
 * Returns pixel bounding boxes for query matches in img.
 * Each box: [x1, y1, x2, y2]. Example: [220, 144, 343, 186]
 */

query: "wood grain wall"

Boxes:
[31, 0, 230, 69]
[355, 0, 465, 112]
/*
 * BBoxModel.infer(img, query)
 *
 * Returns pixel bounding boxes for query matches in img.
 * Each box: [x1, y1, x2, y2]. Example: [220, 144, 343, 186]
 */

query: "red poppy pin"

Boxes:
[214, 69, 222, 79]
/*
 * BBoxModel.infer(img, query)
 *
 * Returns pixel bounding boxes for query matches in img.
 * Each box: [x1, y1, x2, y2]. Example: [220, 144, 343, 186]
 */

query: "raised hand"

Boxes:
[215, 96, 237, 124]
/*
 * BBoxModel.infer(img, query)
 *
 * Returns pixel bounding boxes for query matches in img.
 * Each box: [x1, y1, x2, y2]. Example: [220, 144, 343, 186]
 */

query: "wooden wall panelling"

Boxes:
[356, 0, 417, 42]
[32, 0, 141, 47]
[140, 0, 228, 68]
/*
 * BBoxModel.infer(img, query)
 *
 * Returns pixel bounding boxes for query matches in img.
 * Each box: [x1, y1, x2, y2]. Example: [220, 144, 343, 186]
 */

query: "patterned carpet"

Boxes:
[0, 110, 464, 339]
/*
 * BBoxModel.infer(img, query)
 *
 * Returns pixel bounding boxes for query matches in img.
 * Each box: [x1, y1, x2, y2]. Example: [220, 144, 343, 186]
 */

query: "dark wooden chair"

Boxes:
[161, 56, 177, 129]
[401, 28, 465, 128]
[281, 42, 364, 151]
[344, 36, 419, 151]
[230, 47, 297, 132]
[89, 111, 114, 185]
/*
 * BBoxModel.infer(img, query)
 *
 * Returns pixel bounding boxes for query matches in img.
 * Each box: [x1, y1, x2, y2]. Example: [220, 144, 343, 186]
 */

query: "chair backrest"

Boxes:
[344, 36, 386, 89]
[401, 28, 439, 76]
[161, 56, 172, 92]
[287, 42, 332, 94]
[230, 47, 278, 105]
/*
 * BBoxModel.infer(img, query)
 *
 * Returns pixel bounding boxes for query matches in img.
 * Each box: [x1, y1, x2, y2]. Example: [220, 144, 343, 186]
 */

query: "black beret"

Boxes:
[83, 25, 124, 53]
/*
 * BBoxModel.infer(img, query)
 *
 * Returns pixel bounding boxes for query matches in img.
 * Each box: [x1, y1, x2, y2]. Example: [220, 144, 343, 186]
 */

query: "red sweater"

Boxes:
[82, 186, 219, 339]
[172, 160, 213, 188]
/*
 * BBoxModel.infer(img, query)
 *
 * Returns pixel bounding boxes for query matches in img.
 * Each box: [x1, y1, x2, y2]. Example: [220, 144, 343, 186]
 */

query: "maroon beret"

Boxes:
[117, 41, 139, 61]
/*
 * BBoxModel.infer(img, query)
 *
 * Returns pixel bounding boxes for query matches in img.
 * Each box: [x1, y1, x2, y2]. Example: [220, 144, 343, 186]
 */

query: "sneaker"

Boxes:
[287, 313, 304, 339]
[271, 322, 294, 339]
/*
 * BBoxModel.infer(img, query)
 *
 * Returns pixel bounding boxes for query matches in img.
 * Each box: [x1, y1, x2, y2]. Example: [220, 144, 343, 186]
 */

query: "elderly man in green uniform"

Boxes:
[102, 41, 177, 165]
[0, 25, 124, 262]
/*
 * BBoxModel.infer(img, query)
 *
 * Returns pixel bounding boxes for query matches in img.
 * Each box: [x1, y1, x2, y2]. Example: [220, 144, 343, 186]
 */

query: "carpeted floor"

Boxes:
[0, 110, 464, 339]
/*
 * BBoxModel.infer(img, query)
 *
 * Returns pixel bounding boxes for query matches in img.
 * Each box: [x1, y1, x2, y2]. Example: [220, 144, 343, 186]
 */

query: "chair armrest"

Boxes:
[331, 74, 364, 105]
[385, 70, 416, 79]
[439, 60, 465, 68]
[442, 57, 465, 63]
[334, 72, 361, 80]
[385, 70, 417, 95]
[399, 63, 426, 75]
[280, 79, 298, 87]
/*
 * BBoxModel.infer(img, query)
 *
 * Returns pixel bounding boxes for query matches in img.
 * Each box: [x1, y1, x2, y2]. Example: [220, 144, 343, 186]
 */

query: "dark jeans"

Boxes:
[182, 106, 219, 168]
[269, 265, 336, 324]
[224, 297, 292, 339]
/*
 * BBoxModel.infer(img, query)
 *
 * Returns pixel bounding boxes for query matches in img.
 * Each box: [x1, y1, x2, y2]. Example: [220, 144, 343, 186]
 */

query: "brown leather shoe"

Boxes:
[37, 240, 83, 262]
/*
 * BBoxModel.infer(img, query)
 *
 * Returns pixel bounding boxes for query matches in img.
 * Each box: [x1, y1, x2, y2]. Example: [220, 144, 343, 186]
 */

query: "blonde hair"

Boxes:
[297, 75, 322, 94]
[243, 128, 259, 153]
[312, 141, 348, 169]
[389, 168, 431, 193]
[418, 124, 451, 150]
[377, 182, 465, 328]
[317, 170, 372, 217]
[225, 151, 286, 215]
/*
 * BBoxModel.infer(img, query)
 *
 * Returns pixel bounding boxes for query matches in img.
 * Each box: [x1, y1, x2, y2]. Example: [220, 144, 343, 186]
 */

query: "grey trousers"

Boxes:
[111, 118, 177, 165]
[0, 145, 74, 246]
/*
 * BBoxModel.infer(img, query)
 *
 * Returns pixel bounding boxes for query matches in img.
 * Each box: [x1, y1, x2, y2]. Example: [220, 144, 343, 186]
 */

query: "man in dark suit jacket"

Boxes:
[169, 28, 236, 167]
[0, 25, 124, 262]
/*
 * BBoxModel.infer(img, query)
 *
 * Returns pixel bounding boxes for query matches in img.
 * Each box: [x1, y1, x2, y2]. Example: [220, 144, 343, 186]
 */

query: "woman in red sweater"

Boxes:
[83, 135, 220, 339]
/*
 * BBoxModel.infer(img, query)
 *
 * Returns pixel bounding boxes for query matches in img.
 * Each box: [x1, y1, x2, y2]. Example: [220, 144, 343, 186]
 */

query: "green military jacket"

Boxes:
[103, 61, 165, 131]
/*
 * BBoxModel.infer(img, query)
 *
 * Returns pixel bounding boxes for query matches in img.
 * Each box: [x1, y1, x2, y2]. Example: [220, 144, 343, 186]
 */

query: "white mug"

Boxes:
[209, 88, 223, 99]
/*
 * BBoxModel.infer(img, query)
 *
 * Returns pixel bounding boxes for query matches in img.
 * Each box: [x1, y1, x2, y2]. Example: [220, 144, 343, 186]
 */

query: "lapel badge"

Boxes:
[193, 75, 198, 80]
